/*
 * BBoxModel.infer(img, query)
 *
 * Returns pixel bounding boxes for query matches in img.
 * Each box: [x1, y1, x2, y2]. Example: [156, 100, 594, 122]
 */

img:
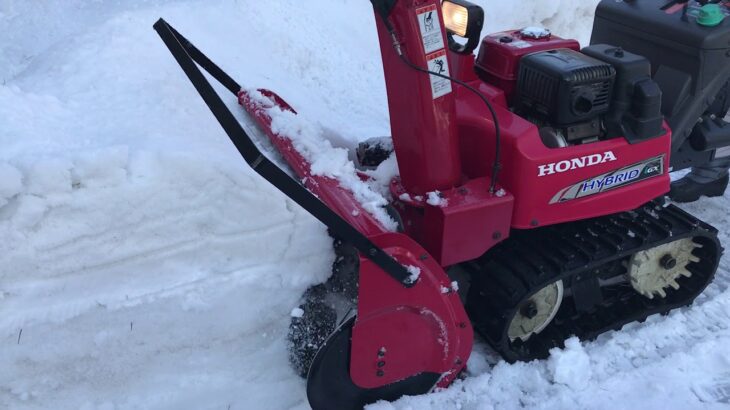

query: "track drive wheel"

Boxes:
[306, 316, 440, 410]
[627, 238, 701, 299]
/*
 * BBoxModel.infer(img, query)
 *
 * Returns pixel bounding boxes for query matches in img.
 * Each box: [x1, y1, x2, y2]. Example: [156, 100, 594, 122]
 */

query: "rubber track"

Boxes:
[466, 201, 723, 363]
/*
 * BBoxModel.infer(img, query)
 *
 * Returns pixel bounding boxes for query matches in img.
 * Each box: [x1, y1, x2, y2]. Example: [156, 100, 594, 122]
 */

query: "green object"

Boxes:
[697, 4, 725, 27]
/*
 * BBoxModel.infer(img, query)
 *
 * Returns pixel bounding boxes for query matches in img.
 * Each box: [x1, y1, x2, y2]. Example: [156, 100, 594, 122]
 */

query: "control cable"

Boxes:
[379, 16, 503, 194]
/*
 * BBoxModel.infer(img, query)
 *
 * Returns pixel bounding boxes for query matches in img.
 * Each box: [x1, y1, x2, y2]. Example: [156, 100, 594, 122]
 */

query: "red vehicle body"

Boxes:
[236, 0, 671, 393]
[155, 0, 724, 408]
[373, 0, 671, 265]
[238, 90, 472, 389]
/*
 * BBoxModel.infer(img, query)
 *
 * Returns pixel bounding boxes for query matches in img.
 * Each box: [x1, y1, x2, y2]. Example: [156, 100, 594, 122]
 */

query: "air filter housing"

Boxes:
[518, 48, 616, 126]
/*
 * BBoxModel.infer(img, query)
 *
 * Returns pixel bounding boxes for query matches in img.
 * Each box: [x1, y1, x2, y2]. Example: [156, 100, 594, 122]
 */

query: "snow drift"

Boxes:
[2, 1, 729, 409]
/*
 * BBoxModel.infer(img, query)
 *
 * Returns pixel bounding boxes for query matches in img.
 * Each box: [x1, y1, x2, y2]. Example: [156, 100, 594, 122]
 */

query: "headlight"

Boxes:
[441, 0, 484, 54]
[442, 1, 470, 37]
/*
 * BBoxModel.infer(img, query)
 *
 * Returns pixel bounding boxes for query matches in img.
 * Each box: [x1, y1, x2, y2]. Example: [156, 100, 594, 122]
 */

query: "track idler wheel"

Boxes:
[507, 280, 564, 342]
[306, 316, 440, 410]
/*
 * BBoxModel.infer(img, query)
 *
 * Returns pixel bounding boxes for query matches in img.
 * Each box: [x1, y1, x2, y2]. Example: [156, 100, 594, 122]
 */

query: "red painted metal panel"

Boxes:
[374, 0, 462, 195]
[391, 177, 514, 266]
[475, 29, 581, 104]
[505, 125, 671, 228]
[351, 233, 472, 389]
[238, 88, 472, 390]
[454, 81, 672, 230]
[422, 178, 514, 266]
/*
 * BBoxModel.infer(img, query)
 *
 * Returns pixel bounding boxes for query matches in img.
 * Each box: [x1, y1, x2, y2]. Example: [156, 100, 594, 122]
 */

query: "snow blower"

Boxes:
[155, 0, 729, 408]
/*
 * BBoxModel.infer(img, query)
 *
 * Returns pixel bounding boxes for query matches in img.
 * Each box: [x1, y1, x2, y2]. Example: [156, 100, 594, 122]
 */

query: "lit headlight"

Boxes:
[443, 1, 470, 37]
[441, 0, 484, 54]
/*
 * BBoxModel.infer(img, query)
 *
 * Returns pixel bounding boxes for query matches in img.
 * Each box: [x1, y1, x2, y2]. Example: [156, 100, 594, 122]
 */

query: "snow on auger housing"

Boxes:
[155, 0, 728, 408]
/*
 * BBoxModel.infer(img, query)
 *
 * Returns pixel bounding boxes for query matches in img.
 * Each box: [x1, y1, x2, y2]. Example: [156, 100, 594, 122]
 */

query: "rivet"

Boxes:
[376, 370, 385, 377]
[377, 361, 386, 368]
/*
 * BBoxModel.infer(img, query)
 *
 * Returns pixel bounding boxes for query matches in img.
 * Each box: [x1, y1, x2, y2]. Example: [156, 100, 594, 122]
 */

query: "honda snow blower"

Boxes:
[155, 0, 729, 408]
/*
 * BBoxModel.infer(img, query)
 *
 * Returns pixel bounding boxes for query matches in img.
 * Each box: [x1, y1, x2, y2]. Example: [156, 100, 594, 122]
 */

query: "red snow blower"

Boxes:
[155, 0, 729, 408]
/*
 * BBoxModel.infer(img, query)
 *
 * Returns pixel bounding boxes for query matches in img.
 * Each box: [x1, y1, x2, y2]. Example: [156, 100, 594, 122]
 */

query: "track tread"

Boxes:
[466, 201, 723, 363]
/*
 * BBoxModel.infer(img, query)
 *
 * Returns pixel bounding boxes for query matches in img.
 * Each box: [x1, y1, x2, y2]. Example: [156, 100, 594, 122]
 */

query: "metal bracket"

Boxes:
[571, 273, 603, 313]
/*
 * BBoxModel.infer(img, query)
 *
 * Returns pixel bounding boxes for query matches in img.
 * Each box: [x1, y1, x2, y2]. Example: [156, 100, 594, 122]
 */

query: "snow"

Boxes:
[290, 308, 305, 319]
[427, 191, 448, 207]
[364, 154, 400, 198]
[2, 0, 729, 409]
[547, 338, 592, 391]
[0, 162, 23, 207]
[406, 265, 422, 285]
[442, 281, 460, 295]
[248, 89, 398, 231]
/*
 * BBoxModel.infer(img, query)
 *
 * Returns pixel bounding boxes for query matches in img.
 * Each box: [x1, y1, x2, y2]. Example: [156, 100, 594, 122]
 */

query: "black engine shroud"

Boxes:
[517, 49, 616, 127]
[591, 0, 730, 170]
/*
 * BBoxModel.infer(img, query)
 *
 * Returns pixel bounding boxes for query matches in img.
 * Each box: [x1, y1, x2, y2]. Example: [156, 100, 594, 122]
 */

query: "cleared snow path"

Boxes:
[1, 1, 728, 410]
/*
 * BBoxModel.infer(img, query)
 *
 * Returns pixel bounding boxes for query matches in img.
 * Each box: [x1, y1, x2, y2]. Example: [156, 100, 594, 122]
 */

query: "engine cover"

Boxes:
[475, 29, 580, 104]
[517, 49, 616, 126]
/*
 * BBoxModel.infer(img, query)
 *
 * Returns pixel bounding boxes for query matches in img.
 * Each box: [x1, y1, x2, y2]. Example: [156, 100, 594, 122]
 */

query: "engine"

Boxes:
[517, 48, 616, 147]
[476, 29, 665, 148]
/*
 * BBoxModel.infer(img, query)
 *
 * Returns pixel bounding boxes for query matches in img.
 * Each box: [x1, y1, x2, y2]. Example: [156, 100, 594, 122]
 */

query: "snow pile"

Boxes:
[248, 89, 398, 231]
[0, 163, 23, 207]
[1, 149, 334, 409]
[2, 0, 729, 410]
[547, 338, 592, 391]
[479, 0, 601, 46]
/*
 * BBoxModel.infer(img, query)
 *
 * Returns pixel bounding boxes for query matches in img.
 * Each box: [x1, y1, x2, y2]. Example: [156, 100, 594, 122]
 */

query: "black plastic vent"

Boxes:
[518, 48, 616, 125]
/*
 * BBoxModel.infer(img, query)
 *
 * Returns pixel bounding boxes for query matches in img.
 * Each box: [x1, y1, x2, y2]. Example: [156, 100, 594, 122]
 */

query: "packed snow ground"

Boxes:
[1, 1, 728, 409]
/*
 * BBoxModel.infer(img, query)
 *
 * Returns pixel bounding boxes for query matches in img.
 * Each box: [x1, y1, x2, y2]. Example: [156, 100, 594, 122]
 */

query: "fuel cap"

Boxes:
[697, 4, 725, 27]
[520, 26, 551, 39]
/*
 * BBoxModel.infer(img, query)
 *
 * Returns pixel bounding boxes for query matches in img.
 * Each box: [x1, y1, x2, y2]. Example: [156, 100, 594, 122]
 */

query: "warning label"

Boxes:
[416, 5, 445, 54]
[427, 50, 452, 99]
